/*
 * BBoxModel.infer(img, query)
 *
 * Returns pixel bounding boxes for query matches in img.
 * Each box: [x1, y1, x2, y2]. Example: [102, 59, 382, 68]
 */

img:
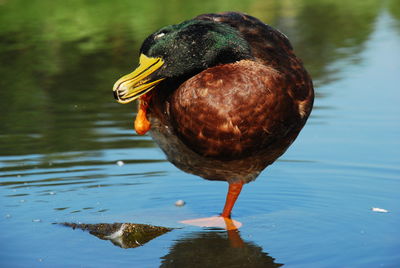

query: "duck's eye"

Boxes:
[154, 32, 166, 40]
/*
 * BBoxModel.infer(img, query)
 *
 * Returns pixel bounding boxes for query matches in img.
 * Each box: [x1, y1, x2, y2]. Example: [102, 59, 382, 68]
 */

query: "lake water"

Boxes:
[1, 0, 399, 267]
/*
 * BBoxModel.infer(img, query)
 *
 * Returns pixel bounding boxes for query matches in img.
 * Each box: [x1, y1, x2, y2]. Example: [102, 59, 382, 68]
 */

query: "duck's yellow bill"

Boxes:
[113, 54, 165, 104]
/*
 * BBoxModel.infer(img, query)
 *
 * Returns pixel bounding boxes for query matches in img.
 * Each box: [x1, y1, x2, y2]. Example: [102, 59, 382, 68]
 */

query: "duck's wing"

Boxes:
[196, 12, 314, 107]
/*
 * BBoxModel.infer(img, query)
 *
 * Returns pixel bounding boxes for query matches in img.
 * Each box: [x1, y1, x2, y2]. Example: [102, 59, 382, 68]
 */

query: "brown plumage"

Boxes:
[113, 12, 314, 224]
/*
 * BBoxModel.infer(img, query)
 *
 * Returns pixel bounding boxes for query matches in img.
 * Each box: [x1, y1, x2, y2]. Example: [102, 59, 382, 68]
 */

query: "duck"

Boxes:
[113, 12, 314, 229]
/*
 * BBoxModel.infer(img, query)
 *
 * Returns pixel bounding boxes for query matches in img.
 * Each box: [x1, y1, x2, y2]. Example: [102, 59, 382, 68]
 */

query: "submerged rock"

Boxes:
[60, 222, 172, 248]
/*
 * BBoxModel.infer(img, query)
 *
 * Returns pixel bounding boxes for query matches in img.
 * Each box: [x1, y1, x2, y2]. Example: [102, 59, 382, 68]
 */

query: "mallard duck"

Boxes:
[113, 12, 314, 228]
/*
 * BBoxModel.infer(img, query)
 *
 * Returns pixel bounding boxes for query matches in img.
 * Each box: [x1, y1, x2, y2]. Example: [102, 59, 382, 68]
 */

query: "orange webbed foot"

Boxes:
[180, 216, 242, 230]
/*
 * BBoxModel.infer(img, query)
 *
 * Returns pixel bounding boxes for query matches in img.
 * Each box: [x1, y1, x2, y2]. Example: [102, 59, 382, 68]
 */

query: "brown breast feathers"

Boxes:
[169, 60, 307, 161]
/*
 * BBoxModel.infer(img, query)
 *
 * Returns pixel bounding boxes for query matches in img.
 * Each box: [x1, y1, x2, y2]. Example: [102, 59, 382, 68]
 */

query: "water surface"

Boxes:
[1, 0, 399, 267]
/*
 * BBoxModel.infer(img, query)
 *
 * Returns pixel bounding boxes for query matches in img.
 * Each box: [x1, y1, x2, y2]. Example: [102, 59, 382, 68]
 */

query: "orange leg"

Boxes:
[221, 181, 244, 218]
[179, 181, 244, 230]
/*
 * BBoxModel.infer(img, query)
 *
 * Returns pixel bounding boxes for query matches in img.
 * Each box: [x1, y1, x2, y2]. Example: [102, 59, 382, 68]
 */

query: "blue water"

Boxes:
[1, 1, 399, 267]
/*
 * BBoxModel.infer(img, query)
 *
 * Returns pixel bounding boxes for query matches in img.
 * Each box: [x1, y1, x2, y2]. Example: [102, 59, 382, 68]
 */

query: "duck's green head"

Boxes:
[113, 19, 252, 104]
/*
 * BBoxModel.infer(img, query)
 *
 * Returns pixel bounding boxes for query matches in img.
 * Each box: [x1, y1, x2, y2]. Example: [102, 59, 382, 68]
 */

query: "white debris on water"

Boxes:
[32, 219, 42, 222]
[371, 207, 389, 213]
[116, 160, 124, 167]
[175, 200, 185, 207]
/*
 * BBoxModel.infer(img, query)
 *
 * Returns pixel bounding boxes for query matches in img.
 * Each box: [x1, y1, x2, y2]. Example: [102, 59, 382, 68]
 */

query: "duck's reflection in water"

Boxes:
[61, 222, 282, 267]
[160, 229, 283, 268]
